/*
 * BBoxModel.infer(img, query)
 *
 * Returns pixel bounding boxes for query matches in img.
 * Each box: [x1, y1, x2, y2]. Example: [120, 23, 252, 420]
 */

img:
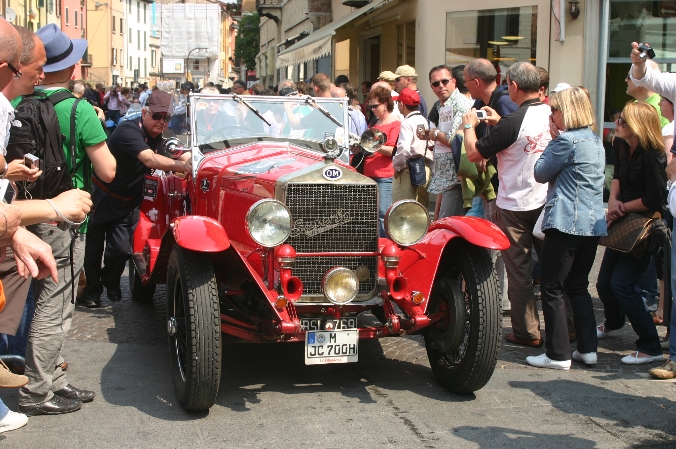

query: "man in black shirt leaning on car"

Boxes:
[82, 90, 192, 308]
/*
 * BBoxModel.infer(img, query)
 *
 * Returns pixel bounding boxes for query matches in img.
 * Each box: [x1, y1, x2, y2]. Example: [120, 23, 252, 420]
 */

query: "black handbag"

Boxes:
[405, 113, 429, 187]
[407, 157, 427, 186]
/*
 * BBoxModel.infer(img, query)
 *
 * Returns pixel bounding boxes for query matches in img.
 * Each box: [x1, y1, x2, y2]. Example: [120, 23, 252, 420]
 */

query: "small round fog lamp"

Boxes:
[322, 267, 359, 305]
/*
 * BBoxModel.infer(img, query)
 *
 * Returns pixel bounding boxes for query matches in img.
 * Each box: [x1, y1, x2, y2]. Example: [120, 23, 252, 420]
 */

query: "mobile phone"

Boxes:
[0, 179, 16, 204]
[476, 110, 487, 120]
[24, 154, 42, 171]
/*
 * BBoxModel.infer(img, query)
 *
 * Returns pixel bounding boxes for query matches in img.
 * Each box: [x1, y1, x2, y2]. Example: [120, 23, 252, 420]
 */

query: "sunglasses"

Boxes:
[3, 61, 21, 80]
[430, 79, 450, 88]
[369, 104, 382, 110]
[149, 111, 172, 122]
[616, 116, 628, 128]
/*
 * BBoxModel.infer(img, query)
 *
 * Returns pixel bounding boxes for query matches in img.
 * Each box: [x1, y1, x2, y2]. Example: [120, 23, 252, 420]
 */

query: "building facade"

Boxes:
[87, 0, 125, 86]
[123, 0, 154, 87]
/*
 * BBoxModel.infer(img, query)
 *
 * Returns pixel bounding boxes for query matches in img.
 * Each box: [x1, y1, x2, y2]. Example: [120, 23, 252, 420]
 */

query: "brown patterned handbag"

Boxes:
[599, 212, 656, 255]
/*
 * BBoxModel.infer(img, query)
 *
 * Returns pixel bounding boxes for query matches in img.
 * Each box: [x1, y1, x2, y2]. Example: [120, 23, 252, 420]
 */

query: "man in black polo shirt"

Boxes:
[82, 90, 191, 308]
[463, 62, 551, 348]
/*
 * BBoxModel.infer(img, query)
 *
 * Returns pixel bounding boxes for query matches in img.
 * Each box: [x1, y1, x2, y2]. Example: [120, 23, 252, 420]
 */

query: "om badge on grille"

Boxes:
[322, 166, 342, 181]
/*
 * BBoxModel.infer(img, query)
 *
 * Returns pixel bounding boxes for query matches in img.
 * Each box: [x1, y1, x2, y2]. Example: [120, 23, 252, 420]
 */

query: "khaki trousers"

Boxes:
[20, 225, 85, 405]
[392, 166, 431, 211]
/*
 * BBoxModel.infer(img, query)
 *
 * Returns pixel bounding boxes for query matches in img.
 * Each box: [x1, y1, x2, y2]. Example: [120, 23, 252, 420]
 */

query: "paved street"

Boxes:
[1, 251, 675, 448]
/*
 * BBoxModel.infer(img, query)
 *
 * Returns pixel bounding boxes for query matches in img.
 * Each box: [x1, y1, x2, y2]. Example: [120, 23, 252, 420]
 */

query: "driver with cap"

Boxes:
[82, 90, 191, 309]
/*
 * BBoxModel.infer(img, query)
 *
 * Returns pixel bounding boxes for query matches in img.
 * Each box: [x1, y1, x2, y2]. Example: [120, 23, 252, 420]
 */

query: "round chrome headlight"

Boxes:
[322, 267, 359, 305]
[384, 200, 429, 246]
[246, 199, 292, 248]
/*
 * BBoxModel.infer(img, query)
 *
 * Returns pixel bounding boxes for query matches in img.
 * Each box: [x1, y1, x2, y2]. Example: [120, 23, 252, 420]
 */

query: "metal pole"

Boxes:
[595, 0, 610, 138]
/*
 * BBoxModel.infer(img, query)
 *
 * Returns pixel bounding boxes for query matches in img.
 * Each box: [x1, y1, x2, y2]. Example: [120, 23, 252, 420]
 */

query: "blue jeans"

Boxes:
[597, 248, 662, 356]
[465, 196, 484, 218]
[373, 177, 392, 238]
[0, 285, 34, 357]
[636, 258, 658, 311]
[0, 398, 8, 420]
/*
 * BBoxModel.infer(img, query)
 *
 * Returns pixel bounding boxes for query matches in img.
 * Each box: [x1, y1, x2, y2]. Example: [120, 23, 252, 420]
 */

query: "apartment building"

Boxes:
[123, 0, 153, 87]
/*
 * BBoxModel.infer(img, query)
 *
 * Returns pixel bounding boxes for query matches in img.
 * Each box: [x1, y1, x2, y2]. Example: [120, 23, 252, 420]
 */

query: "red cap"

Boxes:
[398, 88, 420, 107]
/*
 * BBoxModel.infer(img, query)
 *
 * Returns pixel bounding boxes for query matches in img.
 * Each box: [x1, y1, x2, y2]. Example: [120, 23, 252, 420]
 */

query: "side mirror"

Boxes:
[161, 137, 188, 159]
[360, 129, 387, 156]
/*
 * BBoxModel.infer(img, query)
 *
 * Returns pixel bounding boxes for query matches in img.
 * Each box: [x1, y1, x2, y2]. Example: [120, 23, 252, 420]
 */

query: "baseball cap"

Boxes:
[551, 82, 572, 93]
[394, 65, 417, 78]
[146, 91, 173, 113]
[377, 71, 396, 82]
[398, 88, 420, 106]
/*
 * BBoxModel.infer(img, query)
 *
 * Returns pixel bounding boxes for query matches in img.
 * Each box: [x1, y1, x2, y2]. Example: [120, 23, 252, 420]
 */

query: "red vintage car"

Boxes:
[130, 93, 509, 411]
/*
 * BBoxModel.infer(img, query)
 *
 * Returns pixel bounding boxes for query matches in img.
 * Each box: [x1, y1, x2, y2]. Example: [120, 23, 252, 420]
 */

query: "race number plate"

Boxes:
[300, 317, 358, 331]
[305, 330, 358, 365]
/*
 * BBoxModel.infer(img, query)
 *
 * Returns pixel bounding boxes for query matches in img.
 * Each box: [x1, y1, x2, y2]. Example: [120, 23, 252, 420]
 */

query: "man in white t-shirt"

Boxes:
[463, 61, 550, 348]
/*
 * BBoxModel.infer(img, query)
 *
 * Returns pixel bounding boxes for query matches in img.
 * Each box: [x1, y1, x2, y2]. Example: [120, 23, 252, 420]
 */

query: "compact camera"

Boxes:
[638, 43, 656, 60]
[475, 110, 487, 120]
[24, 154, 42, 171]
[416, 124, 426, 138]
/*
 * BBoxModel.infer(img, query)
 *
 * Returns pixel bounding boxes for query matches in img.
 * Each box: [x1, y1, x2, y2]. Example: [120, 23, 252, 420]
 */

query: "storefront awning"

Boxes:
[277, 0, 391, 68]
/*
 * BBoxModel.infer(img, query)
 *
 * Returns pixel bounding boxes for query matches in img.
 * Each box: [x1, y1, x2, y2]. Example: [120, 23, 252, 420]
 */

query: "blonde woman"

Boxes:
[596, 101, 667, 365]
[526, 87, 607, 370]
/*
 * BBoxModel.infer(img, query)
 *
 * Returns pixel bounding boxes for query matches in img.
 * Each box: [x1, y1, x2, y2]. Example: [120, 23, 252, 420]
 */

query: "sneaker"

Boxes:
[572, 350, 597, 365]
[0, 360, 28, 388]
[0, 410, 27, 433]
[597, 324, 611, 339]
[621, 351, 664, 365]
[84, 298, 101, 308]
[526, 353, 571, 370]
[648, 360, 676, 379]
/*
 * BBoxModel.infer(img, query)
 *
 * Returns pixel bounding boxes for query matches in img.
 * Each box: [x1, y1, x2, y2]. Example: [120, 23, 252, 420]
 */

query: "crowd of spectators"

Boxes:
[0, 15, 675, 437]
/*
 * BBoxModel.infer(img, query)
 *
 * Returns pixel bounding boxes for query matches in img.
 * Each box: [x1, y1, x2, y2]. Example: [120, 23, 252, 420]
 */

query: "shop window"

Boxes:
[604, 0, 676, 125]
[334, 39, 350, 80]
[445, 6, 538, 77]
[396, 21, 415, 67]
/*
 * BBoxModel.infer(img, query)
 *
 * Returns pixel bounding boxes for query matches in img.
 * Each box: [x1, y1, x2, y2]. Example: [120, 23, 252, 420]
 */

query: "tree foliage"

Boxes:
[235, 11, 260, 70]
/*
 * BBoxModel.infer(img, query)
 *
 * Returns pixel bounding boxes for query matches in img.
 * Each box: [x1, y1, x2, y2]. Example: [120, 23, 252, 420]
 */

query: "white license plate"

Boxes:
[305, 330, 358, 365]
[300, 317, 358, 331]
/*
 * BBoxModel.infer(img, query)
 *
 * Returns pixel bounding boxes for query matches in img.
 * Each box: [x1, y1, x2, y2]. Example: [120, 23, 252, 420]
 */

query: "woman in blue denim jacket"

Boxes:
[526, 87, 607, 371]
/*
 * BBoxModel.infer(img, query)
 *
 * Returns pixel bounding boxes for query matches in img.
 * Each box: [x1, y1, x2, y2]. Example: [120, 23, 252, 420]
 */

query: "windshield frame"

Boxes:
[187, 93, 350, 179]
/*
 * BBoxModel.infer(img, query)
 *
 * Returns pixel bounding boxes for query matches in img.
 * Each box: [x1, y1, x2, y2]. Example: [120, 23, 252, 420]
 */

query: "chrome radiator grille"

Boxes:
[285, 183, 379, 296]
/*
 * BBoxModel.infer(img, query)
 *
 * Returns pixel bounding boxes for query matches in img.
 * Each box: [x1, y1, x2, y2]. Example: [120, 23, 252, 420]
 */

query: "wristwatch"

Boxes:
[464, 123, 473, 129]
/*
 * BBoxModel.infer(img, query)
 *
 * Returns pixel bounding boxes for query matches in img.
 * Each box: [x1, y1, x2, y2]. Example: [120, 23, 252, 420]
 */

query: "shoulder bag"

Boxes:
[599, 212, 656, 257]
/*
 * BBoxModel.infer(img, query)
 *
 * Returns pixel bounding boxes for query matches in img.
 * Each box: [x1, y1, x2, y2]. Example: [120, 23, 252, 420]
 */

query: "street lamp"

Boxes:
[185, 47, 209, 85]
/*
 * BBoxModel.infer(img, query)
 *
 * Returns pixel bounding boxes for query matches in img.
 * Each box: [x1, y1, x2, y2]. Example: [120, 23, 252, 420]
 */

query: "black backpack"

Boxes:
[6, 90, 85, 200]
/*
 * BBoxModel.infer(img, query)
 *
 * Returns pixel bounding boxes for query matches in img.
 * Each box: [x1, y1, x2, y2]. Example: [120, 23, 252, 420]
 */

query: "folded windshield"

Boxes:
[172, 94, 349, 149]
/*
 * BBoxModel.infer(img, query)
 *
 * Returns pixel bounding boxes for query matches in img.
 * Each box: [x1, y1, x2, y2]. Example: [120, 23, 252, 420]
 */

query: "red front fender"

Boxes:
[171, 216, 230, 252]
[429, 216, 509, 250]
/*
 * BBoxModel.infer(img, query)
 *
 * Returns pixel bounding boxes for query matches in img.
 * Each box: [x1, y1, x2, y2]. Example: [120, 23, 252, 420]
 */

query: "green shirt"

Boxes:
[14, 88, 108, 231]
[643, 93, 670, 128]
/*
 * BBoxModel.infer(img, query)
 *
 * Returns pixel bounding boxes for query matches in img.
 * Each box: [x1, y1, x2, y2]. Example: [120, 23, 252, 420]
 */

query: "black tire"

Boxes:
[129, 260, 156, 302]
[166, 246, 221, 411]
[424, 240, 501, 394]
